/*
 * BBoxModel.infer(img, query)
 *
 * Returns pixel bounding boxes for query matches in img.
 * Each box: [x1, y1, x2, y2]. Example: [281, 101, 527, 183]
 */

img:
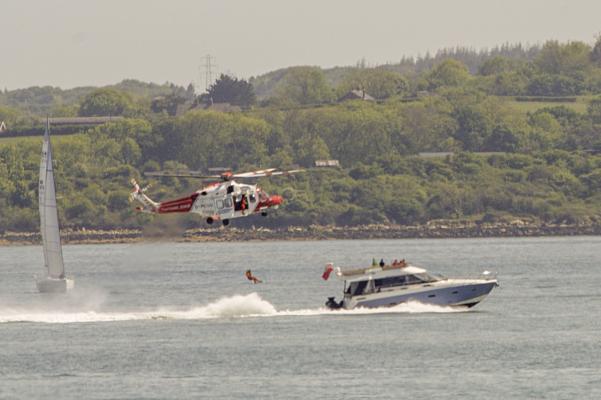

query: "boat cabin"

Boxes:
[341, 266, 443, 297]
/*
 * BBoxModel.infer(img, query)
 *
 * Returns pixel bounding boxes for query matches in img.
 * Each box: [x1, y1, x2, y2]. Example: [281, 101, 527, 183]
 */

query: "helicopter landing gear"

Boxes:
[222, 219, 230, 226]
[261, 211, 268, 217]
[206, 217, 214, 225]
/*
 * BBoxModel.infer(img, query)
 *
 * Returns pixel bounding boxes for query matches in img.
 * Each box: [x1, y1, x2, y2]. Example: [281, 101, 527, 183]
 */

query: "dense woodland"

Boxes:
[2, 38, 601, 232]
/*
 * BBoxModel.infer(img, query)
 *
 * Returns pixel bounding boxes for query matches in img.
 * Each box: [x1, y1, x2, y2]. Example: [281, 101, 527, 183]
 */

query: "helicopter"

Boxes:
[130, 167, 307, 226]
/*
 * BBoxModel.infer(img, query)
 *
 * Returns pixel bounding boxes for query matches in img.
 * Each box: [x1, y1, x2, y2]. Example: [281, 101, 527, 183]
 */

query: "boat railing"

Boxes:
[335, 262, 410, 278]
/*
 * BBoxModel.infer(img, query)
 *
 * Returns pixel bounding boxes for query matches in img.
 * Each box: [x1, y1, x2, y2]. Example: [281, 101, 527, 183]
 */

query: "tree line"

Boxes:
[1, 38, 601, 232]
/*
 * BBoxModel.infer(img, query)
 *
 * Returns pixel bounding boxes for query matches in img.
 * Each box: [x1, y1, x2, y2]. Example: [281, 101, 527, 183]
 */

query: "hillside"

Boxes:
[0, 79, 191, 116]
[1, 38, 601, 234]
[250, 43, 543, 99]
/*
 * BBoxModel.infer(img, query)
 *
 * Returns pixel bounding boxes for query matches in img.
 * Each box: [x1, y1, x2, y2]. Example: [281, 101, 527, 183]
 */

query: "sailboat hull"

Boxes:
[36, 278, 74, 293]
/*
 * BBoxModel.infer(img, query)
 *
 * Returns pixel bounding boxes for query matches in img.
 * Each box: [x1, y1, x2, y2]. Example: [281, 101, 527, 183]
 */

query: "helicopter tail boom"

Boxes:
[156, 193, 199, 214]
[130, 179, 201, 214]
[129, 179, 159, 213]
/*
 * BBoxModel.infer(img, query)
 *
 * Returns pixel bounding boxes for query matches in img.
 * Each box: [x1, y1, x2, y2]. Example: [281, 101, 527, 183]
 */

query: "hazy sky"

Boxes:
[1, 0, 600, 90]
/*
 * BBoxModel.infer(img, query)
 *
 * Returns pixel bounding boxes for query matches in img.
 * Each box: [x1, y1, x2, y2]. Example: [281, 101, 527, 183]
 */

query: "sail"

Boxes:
[39, 123, 65, 279]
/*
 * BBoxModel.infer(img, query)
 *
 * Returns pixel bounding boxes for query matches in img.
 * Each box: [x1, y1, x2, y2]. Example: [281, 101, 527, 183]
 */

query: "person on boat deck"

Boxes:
[372, 258, 377, 266]
[379, 259, 385, 267]
[245, 269, 262, 284]
[391, 259, 407, 268]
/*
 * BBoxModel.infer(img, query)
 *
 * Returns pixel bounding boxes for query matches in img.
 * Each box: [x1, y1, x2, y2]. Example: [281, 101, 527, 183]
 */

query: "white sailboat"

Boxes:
[36, 120, 74, 293]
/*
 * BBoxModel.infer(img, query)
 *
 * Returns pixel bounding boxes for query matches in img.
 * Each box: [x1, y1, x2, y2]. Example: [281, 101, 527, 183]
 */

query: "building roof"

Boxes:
[338, 90, 376, 102]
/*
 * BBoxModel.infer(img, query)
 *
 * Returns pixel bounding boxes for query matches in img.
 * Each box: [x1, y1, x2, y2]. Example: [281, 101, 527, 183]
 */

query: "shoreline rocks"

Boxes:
[2, 221, 601, 246]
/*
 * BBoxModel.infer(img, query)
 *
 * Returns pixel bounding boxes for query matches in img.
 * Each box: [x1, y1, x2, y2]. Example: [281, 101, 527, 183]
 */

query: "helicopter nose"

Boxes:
[269, 195, 283, 206]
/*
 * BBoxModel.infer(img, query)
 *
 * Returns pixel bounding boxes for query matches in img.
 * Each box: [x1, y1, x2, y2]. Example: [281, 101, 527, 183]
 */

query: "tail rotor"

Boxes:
[129, 179, 158, 211]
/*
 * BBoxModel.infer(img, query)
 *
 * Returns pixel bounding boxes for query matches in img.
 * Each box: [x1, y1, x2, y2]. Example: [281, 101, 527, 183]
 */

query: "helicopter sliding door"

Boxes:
[216, 196, 235, 219]
[232, 186, 254, 215]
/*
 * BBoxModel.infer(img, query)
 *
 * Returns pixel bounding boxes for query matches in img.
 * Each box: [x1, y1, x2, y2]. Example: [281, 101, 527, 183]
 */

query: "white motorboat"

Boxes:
[36, 120, 74, 293]
[325, 261, 497, 310]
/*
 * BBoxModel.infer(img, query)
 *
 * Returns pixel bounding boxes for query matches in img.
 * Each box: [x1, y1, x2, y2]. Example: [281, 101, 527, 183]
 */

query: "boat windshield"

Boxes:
[346, 280, 369, 296]
[428, 272, 447, 281]
[374, 272, 441, 290]
[413, 272, 441, 283]
[346, 273, 443, 296]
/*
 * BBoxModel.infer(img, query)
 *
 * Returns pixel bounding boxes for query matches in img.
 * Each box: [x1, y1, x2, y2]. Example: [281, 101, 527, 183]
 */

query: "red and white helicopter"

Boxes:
[130, 168, 304, 226]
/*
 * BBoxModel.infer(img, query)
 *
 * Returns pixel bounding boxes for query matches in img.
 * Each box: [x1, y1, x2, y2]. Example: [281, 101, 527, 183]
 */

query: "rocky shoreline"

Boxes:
[2, 220, 601, 246]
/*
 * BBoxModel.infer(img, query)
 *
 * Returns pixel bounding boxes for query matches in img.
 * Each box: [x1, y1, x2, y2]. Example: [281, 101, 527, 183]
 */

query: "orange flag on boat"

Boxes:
[322, 263, 334, 280]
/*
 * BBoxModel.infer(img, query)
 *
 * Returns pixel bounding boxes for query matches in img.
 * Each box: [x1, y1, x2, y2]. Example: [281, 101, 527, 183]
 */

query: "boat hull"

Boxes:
[343, 280, 497, 310]
[36, 278, 74, 293]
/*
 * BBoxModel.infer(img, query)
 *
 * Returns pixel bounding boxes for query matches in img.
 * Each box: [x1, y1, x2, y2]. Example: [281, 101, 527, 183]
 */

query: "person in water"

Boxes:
[245, 269, 262, 284]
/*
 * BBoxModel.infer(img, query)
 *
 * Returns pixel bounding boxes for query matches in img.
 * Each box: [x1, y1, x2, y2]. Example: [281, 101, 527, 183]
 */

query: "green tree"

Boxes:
[535, 40, 591, 76]
[485, 70, 529, 95]
[293, 134, 331, 166]
[478, 56, 514, 76]
[338, 68, 408, 99]
[151, 93, 187, 116]
[527, 73, 584, 96]
[169, 111, 270, 170]
[427, 59, 471, 90]
[206, 74, 256, 107]
[275, 67, 333, 105]
[79, 88, 133, 116]
[592, 35, 601, 66]
[88, 119, 151, 167]
[526, 112, 565, 151]
[0, 106, 21, 126]
[588, 97, 601, 124]
[397, 97, 457, 151]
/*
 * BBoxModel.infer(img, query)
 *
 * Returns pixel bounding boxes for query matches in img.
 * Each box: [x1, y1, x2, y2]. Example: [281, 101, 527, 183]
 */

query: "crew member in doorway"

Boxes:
[240, 195, 247, 215]
[245, 269, 262, 284]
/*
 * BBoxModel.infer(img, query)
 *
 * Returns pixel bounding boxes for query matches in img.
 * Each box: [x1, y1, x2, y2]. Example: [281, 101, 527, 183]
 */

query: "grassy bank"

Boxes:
[505, 95, 593, 114]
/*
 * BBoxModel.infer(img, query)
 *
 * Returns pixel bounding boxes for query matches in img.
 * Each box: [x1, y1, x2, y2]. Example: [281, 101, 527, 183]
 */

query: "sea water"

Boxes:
[1, 237, 600, 399]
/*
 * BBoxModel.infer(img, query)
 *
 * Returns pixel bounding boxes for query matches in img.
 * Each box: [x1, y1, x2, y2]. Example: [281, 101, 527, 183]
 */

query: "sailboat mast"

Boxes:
[39, 119, 65, 279]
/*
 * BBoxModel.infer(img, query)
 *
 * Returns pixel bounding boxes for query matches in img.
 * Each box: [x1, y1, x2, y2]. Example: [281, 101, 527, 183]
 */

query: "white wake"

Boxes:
[0, 293, 465, 324]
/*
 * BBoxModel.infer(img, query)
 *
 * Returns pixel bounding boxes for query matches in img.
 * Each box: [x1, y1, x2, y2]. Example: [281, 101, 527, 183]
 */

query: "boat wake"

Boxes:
[0, 293, 466, 324]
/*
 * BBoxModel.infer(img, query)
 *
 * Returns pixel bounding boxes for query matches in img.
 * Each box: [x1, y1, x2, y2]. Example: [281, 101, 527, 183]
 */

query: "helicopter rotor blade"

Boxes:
[144, 170, 219, 179]
[232, 169, 305, 179]
[144, 166, 310, 181]
[232, 168, 278, 178]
